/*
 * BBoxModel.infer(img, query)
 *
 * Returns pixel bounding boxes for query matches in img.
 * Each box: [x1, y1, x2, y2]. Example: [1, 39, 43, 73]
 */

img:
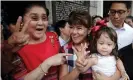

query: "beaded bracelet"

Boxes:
[39, 64, 47, 76]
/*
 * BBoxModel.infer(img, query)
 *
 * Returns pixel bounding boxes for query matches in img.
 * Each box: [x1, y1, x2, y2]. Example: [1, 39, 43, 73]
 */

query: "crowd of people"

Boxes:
[1, 1, 133, 80]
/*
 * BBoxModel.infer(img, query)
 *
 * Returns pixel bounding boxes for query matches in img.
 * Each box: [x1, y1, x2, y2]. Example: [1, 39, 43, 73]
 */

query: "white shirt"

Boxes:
[107, 21, 133, 50]
[92, 54, 116, 77]
[59, 36, 68, 47]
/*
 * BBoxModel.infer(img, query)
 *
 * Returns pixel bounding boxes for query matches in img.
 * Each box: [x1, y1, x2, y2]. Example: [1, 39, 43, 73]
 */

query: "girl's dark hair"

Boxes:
[20, 1, 49, 17]
[91, 27, 118, 60]
[54, 20, 67, 36]
[68, 10, 91, 29]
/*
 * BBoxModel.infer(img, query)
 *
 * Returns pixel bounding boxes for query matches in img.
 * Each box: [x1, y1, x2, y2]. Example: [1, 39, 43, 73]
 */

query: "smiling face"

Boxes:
[68, 10, 91, 45]
[70, 24, 89, 45]
[23, 6, 48, 40]
[109, 3, 130, 28]
[97, 33, 115, 56]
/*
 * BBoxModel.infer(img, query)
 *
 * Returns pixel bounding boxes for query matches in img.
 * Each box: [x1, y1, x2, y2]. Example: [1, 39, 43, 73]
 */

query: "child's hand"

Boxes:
[121, 71, 130, 80]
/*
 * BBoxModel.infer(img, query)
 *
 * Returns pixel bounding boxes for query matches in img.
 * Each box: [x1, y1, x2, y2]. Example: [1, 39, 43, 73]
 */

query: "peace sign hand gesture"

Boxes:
[8, 16, 31, 48]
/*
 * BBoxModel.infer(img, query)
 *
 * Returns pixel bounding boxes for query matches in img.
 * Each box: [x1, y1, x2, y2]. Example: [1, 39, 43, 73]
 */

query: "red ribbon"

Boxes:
[91, 20, 107, 36]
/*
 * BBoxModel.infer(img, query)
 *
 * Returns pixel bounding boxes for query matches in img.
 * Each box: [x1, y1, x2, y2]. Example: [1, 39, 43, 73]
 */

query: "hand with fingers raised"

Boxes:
[8, 16, 30, 47]
[73, 43, 91, 73]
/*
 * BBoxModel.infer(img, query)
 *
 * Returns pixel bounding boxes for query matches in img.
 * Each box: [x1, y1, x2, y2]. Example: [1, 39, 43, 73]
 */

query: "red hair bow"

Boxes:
[91, 20, 107, 36]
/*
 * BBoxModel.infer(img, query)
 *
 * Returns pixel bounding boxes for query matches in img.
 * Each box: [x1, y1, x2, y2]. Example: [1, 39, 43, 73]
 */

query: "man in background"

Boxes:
[107, 1, 133, 79]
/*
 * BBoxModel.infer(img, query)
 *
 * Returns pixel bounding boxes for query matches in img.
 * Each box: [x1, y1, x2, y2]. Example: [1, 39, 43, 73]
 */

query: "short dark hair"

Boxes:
[21, 1, 49, 17]
[68, 10, 91, 29]
[109, 1, 132, 9]
[92, 15, 103, 21]
[91, 27, 118, 60]
[126, 16, 133, 22]
[54, 20, 68, 36]
[92, 15, 103, 26]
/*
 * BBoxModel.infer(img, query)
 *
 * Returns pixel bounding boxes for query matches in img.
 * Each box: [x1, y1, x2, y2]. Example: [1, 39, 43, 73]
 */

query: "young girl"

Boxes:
[91, 26, 129, 80]
[75, 22, 129, 80]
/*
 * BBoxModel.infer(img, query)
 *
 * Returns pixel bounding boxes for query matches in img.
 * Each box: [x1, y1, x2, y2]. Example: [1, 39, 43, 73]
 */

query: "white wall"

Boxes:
[89, 1, 103, 17]
[45, 1, 53, 25]
[96, 1, 103, 17]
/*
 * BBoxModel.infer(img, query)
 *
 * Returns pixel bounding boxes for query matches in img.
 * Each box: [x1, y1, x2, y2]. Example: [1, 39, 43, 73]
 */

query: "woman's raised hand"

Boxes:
[8, 16, 31, 47]
[73, 43, 90, 73]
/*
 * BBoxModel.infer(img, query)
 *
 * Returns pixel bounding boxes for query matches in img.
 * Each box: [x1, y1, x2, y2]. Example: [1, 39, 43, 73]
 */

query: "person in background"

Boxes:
[54, 20, 70, 47]
[107, 1, 133, 50]
[107, 1, 133, 79]
[125, 15, 133, 28]
[92, 15, 103, 26]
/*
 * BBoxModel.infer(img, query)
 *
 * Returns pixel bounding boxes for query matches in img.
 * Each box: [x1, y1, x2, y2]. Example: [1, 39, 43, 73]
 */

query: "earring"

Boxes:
[19, 23, 23, 32]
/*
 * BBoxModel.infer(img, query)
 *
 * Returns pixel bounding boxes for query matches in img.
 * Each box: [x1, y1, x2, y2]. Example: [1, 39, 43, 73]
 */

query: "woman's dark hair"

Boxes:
[2, 1, 49, 25]
[21, 1, 49, 17]
[54, 20, 67, 36]
[68, 10, 91, 29]
[68, 10, 92, 42]
[91, 27, 118, 60]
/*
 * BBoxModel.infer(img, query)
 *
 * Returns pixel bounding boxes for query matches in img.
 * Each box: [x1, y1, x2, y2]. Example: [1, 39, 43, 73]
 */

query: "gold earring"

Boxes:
[20, 23, 24, 27]
[19, 23, 23, 32]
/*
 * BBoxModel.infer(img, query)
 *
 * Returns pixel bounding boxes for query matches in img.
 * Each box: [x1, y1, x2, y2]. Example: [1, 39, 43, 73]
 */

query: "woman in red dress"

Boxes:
[7, 2, 71, 80]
